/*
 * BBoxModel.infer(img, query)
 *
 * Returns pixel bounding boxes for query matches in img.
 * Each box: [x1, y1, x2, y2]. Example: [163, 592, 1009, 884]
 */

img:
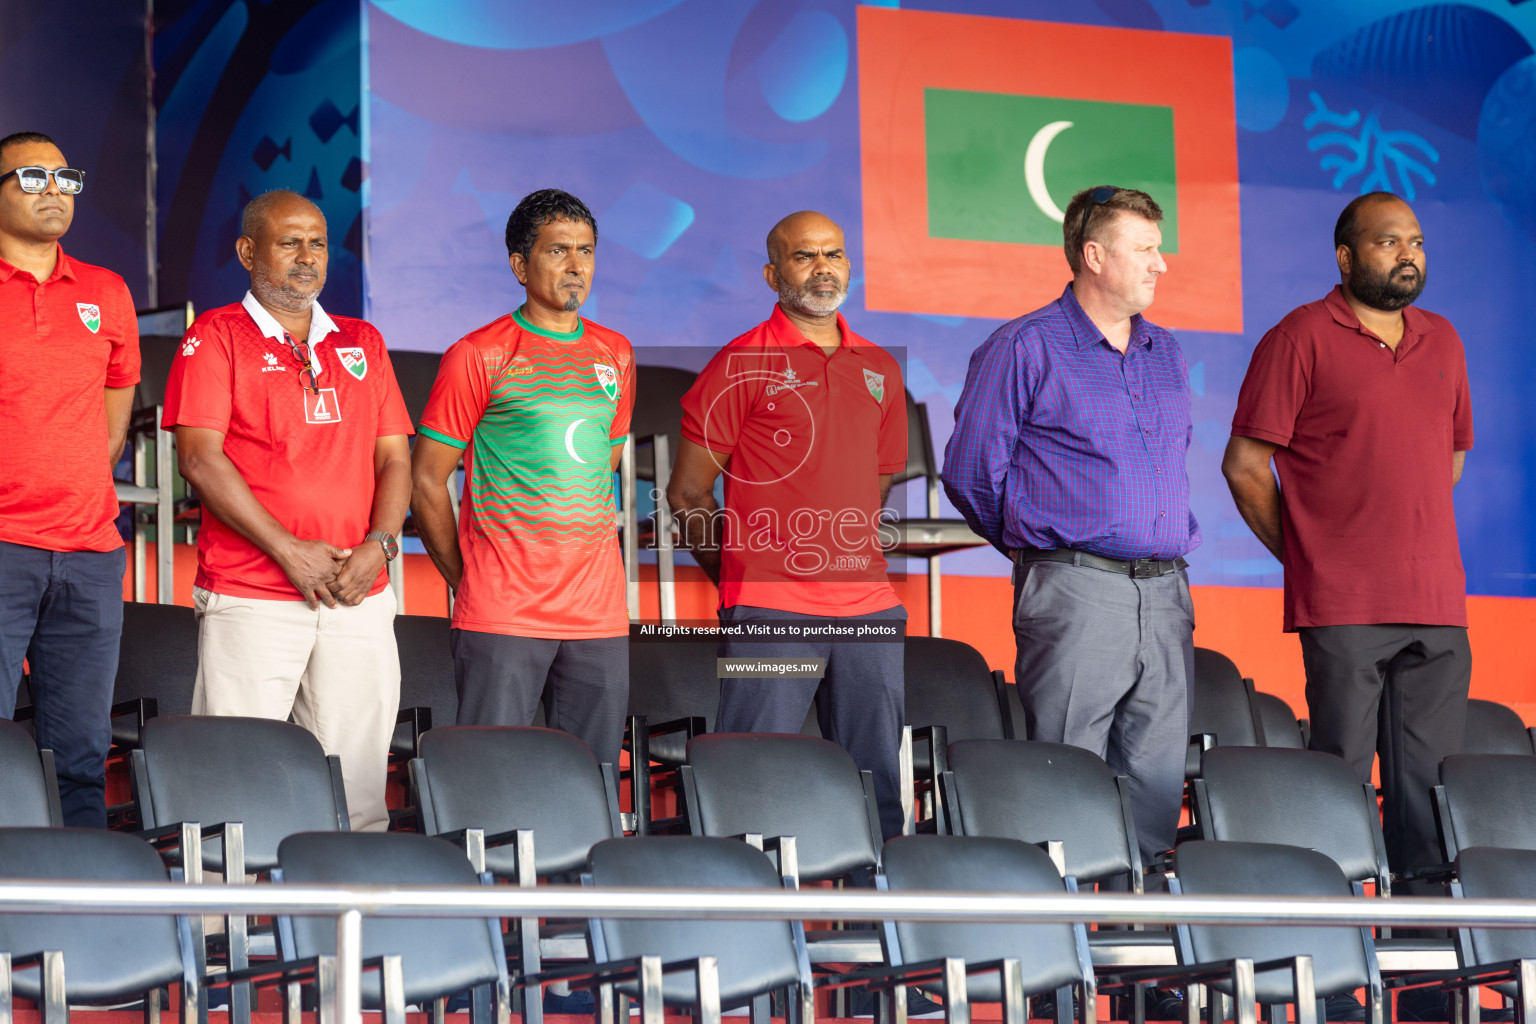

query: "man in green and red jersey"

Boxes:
[165, 190, 414, 832]
[0, 131, 138, 828]
[669, 211, 910, 839]
[412, 189, 635, 765]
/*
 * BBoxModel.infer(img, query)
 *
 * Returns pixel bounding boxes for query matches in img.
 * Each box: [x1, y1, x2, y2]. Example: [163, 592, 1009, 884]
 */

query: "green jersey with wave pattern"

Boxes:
[419, 308, 634, 638]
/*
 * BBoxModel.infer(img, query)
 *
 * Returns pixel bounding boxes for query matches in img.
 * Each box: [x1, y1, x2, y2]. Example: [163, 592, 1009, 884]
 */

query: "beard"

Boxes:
[1349, 258, 1425, 312]
[563, 291, 582, 312]
[779, 273, 848, 318]
[253, 269, 321, 311]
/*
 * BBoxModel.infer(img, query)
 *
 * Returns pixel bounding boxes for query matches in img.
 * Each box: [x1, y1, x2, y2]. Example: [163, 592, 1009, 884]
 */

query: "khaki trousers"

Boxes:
[192, 586, 400, 832]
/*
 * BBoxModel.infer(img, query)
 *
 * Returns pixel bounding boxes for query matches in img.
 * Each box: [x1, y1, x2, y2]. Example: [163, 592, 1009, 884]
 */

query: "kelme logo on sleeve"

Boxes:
[336, 347, 368, 380]
[594, 363, 619, 401]
[858, 8, 1242, 333]
[77, 303, 101, 333]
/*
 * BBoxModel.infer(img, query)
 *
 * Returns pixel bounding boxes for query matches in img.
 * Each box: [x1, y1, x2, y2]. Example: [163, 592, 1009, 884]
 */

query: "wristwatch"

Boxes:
[365, 531, 399, 562]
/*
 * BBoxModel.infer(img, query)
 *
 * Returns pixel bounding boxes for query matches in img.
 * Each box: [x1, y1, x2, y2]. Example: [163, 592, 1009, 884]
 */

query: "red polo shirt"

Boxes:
[0, 246, 139, 552]
[680, 305, 907, 617]
[1232, 286, 1472, 631]
[163, 294, 414, 600]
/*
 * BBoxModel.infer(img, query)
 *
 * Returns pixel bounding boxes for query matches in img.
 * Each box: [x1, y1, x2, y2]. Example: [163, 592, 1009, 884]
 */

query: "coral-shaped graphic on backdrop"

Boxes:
[1303, 92, 1439, 200]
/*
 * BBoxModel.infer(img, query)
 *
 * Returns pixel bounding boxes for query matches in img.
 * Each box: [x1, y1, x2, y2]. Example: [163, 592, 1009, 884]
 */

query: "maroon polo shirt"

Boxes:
[1232, 286, 1472, 631]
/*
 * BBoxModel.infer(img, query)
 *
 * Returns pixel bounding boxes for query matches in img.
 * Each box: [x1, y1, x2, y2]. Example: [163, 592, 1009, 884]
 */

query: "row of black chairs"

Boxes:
[3, 804, 1536, 1024]
[8, 706, 1536, 1022]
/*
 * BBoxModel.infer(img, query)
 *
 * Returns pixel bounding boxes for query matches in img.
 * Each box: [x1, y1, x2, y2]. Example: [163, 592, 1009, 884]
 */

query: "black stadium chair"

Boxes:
[131, 715, 352, 1022]
[1254, 690, 1307, 750]
[12, 600, 198, 764]
[1393, 846, 1536, 1020]
[412, 725, 622, 880]
[942, 739, 1144, 891]
[1154, 841, 1385, 1024]
[0, 719, 63, 827]
[269, 831, 510, 1023]
[1433, 753, 1536, 861]
[0, 827, 204, 1024]
[625, 627, 717, 834]
[683, 733, 884, 885]
[132, 715, 350, 874]
[940, 737, 1170, 1022]
[1194, 747, 1391, 895]
[1193, 746, 1455, 973]
[552, 836, 813, 1024]
[903, 636, 1013, 830]
[411, 725, 623, 1024]
[625, 630, 823, 833]
[1187, 648, 1266, 778]
[387, 349, 444, 429]
[112, 600, 199, 747]
[392, 612, 457, 759]
[1462, 698, 1535, 755]
[681, 732, 885, 967]
[874, 835, 1097, 1024]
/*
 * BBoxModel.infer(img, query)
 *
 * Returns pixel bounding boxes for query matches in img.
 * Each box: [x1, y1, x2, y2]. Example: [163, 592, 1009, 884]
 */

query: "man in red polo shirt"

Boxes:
[164, 190, 413, 831]
[1224, 192, 1472, 882]
[0, 131, 138, 828]
[670, 211, 909, 839]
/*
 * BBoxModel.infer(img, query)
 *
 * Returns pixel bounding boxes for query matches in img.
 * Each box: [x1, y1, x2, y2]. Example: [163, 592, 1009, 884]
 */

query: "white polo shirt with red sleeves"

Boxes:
[163, 293, 414, 601]
[680, 305, 907, 617]
[0, 247, 139, 553]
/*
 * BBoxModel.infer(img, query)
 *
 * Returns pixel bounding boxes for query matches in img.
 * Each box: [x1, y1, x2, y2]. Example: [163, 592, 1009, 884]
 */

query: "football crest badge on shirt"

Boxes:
[336, 347, 368, 380]
[863, 368, 886, 402]
[594, 363, 619, 401]
[77, 303, 101, 333]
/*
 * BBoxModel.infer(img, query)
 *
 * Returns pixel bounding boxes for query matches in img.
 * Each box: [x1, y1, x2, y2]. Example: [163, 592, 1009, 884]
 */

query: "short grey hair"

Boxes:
[240, 189, 321, 239]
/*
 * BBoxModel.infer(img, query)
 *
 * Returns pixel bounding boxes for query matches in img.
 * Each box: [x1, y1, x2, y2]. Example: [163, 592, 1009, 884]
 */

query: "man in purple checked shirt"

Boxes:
[943, 186, 1199, 863]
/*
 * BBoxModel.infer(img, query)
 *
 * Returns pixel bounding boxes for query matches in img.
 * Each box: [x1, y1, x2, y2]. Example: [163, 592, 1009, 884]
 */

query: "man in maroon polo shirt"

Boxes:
[1223, 192, 1472, 882]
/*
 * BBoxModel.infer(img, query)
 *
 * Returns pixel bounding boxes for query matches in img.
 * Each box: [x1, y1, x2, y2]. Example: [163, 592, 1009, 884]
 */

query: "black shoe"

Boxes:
[1324, 993, 1367, 1022]
[848, 987, 945, 1018]
[1145, 988, 1187, 1020]
[1027, 991, 1084, 1021]
[543, 988, 597, 1014]
[1396, 987, 1513, 1023]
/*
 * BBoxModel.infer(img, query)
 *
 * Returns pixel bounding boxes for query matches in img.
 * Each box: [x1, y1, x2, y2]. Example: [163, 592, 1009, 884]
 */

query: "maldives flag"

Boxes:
[858, 8, 1242, 333]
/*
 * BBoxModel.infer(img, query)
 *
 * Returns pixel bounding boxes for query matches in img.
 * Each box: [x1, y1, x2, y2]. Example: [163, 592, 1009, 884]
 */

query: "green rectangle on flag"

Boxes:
[925, 89, 1179, 252]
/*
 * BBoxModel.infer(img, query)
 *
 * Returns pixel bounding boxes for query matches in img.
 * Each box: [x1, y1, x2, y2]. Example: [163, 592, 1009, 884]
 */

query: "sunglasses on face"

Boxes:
[1, 166, 86, 195]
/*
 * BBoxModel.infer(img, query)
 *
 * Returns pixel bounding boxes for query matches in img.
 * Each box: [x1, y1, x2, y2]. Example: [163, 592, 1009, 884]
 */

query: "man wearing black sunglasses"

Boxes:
[0, 131, 139, 828]
[163, 189, 414, 832]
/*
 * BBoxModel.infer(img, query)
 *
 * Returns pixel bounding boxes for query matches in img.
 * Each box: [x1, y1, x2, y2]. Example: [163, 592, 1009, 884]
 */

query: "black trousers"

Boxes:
[450, 629, 629, 766]
[1299, 623, 1470, 879]
[715, 603, 908, 841]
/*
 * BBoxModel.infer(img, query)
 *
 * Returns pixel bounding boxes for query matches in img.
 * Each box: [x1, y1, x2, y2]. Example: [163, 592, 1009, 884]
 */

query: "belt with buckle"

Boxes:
[1012, 548, 1187, 579]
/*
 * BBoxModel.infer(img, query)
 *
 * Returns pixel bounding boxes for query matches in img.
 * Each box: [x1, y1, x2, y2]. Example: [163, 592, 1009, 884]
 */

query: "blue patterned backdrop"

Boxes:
[360, 0, 1536, 596]
[154, 0, 363, 319]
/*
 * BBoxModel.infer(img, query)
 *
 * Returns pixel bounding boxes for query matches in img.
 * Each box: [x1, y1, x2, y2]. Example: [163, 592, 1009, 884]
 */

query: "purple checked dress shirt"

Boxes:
[942, 285, 1200, 562]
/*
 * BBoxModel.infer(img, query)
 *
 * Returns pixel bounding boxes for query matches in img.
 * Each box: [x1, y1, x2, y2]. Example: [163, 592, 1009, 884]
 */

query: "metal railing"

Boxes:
[5, 882, 1536, 1024]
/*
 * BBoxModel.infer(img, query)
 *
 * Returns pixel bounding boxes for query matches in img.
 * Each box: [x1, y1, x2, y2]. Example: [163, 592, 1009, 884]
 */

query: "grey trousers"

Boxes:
[1013, 560, 1194, 862]
[1300, 623, 1470, 880]
[450, 629, 629, 766]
